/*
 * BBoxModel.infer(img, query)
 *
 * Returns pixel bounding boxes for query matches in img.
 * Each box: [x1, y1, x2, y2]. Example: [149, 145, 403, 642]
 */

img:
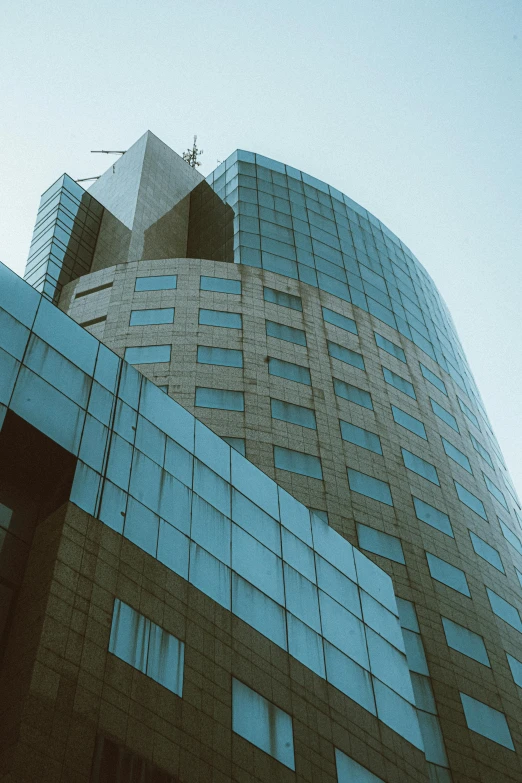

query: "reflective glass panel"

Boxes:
[200, 276, 241, 294]
[195, 387, 244, 411]
[469, 531, 504, 572]
[357, 524, 405, 564]
[129, 308, 174, 326]
[486, 588, 522, 632]
[442, 437, 472, 473]
[124, 345, 171, 365]
[460, 693, 514, 750]
[109, 599, 149, 673]
[383, 367, 416, 399]
[264, 286, 302, 311]
[146, 622, 184, 696]
[135, 275, 177, 291]
[441, 617, 490, 666]
[430, 399, 459, 432]
[413, 496, 453, 537]
[420, 363, 447, 395]
[348, 469, 393, 506]
[455, 481, 488, 520]
[197, 346, 243, 367]
[374, 332, 406, 362]
[322, 307, 358, 334]
[335, 747, 384, 783]
[333, 378, 373, 409]
[426, 553, 470, 596]
[402, 448, 440, 485]
[268, 356, 311, 385]
[274, 446, 323, 479]
[327, 341, 365, 370]
[340, 420, 382, 454]
[199, 309, 242, 329]
[391, 405, 427, 439]
[266, 320, 306, 346]
[271, 398, 316, 429]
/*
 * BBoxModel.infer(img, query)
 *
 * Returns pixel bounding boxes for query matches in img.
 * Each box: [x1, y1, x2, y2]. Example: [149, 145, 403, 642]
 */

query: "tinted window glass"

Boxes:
[333, 378, 373, 409]
[402, 448, 440, 485]
[413, 496, 453, 537]
[322, 307, 357, 334]
[458, 397, 479, 428]
[340, 420, 382, 454]
[375, 332, 406, 362]
[347, 469, 393, 506]
[274, 446, 323, 479]
[460, 693, 514, 750]
[426, 553, 470, 596]
[266, 320, 306, 346]
[391, 405, 426, 439]
[328, 341, 365, 370]
[199, 309, 242, 329]
[264, 286, 302, 311]
[195, 387, 244, 411]
[124, 345, 171, 365]
[442, 437, 472, 473]
[130, 307, 174, 326]
[469, 531, 504, 572]
[455, 481, 488, 520]
[268, 357, 311, 385]
[442, 618, 490, 666]
[271, 399, 316, 429]
[197, 346, 243, 367]
[200, 276, 241, 294]
[420, 363, 447, 395]
[383, 368, 416, 399]
[135, 275, 177, 291]
[357, 523, 405, 564]
[430, 398, 459, 432]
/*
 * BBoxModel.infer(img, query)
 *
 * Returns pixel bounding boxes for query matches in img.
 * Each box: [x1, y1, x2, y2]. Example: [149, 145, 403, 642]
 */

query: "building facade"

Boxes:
[1, 131, 522, 782]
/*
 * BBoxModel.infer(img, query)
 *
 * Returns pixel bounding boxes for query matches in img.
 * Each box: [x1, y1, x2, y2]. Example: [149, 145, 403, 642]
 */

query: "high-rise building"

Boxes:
[1, 130, 521, 782]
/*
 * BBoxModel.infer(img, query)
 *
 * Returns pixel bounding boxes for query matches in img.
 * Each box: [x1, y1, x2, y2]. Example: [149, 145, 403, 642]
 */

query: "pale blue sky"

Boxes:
[1, 1, 521, 491]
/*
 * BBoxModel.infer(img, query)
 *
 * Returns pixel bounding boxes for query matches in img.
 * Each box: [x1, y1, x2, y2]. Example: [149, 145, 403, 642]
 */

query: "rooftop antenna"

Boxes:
[76, 176, 101, 183]
[182, 135, 203, 168]
[90, 149, 126, 174]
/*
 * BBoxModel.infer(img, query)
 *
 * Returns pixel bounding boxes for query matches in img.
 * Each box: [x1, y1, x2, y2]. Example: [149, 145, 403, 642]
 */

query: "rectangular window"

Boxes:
[420, 363, 447, 395]
[333, 378, 373, 409]
[271, 399, 316, 429]
[266, 320, 306, 346]
[455, 481, 488, 520]
[129, 307, 175, 326]
[487, 588, 522, 632]
[375, 332, 406, 362]
[135, 275, 177, 292]
[442, 618, 490, 666]
[328, 341, 365, 370]
[222, 437, 246, 456]
[470, 434, 493, 468]
[460, 693, 514, 750]
[232, 679, 295, 769]
[507, 653, 522, 688]
[426, 553, 470, 597]
[108, 599, 184, 696]
[413, 496, 453, 537]
[499, 518, 522, 556]
[402, 448, 439, 485]
[195, 387, 244, 411]
[469, 531, 504, 572]
[357, 523, 405, 564]
[322, 307, 357, 334]
[335, 748, 384, 783]
[340, 420, 382, 454]
[197, 346, 243, 367]
[347, 469, 393, 506]
[200, 275, 241, 294]
[430, 398, 459, 432]
[264, 286, 302, 311]
[199, 309, 242, 329]
[391, 405, 427, 439]
[483, 474, 508, 510]
[124, 345, 171, 365]
[458, 397, 479, 428]
[442, 437, 472, 473]
[268, 357, 311, 385]
[383, 367, 416, 399]
[274, 446, 323, 479]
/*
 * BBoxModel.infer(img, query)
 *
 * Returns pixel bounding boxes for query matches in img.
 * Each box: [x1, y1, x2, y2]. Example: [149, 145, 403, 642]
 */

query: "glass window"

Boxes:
[195, 387, 244, 411]
[506, 653, 522, 688]
[271, 398, 316, 429]
[348, 469, 393, 506]
[124, 345, 171, 365]
[486, 588, 522, 632]
[383, 367, 416, 399]
[324, 640, 376, 715]
[420, 363, 447, 395]
[455, 481, 488, 520]
[129, 308, 174, 326]
[470, 434, 493, 468]
[335, 747, 384, 782]
[458, 397, 480, 428]
[499, 518, 522, 556]
[340, 420, 382, 454]
[430, 399, 459, 432]
[157, 520, 189, 579]
[222, 437, 245, 456]
[328, 341, 365, 370]
[391, 405, 427, 439]
[396, 598, 420, 633]
[231, 678, 295, 770]
[319, 590, 368, 668]
[373, 679, 423, 749]
[268, 356, 311, 385]
[361, 591, 404, 651]
[460, 693, 514, 750]
[33, 297, 98, 375]
[315, 555, 360, 617]
[357, 524, 405, 564]
[197, 345, 243, 367]
[375, 332, 406, 363]
[413, 496, 453, 537]
[189, 542, 231, 609]
[108, 599, 149, 673]
[135, 275, 177, 291]
[284, 564, 321, 631]
[274, 446, 323, 479]
[426, 553, 470, 596]
[266, 320, 306, 346]
[442, 617, 490, 666]
[322, 307, 357, 334]
[366, 628, 415, 701]
[263, 286, 302, 311]
[232, 490, 281, 554]
[282, 527, 315, 581]
[442, 437, 472, 473]
[469, 531, 504, 572]
[483, 474, 508, 510]
[232, 573, 287, 648]
[146, 621, 184, 696]
[402, 448, 440, 485]
[200, 275, 241, 294]
[287, 613, 325, 677]
[231, 448, 279, 519]
[199, 309, 242, 329]
[334, 378, 373, 409]
[232, 524, 284, 603]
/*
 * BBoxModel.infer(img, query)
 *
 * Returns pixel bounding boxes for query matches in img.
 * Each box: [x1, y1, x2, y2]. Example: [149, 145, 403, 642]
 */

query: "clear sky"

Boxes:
[1, 1, 521, 493]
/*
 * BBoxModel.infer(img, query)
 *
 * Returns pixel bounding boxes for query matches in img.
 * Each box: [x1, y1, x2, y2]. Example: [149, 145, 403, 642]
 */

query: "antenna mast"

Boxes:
[182, 136, 203, 168]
